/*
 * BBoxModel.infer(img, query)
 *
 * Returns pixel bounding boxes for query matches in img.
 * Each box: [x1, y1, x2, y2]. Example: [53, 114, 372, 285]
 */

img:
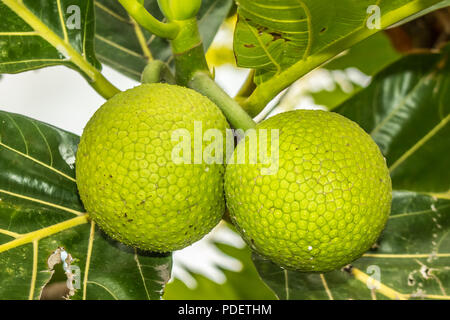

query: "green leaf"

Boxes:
[253, 49, 450, 300]
[0, 0, 118, 99]
[0, 110, 172, 300]
[164, 239, 276, 300]
[94, 0, 233, 81]
[236, 0, 445, 116]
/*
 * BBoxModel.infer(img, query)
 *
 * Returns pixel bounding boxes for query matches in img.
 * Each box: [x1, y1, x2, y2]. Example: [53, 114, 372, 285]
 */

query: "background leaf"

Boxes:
[0, 110, 172, 300]
[253, 48, 450, 300]
[94, 0, 233, 81]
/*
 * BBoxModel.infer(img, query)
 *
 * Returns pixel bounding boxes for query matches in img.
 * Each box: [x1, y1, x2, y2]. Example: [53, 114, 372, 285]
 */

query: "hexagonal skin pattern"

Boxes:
[76, 83, 230, 252]
[225, 110, 392, 272]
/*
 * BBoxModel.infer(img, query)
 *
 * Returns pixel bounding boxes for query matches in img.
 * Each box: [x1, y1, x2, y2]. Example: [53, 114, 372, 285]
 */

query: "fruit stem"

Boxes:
[118, 0, 180, 39]
[189, 72, 256, 131]
[170, 18, 211, 86]
[141, 60, 176, 84]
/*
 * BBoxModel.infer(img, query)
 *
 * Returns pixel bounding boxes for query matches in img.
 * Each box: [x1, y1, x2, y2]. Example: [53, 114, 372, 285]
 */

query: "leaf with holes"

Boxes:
[94, 0, 233, 81]
[0, 110, 172, 300]
[253, 49, 450, 300]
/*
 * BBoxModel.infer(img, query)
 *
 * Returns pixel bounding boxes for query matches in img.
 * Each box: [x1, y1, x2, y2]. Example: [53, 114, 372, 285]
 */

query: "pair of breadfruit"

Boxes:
[76, 84, 391, 272]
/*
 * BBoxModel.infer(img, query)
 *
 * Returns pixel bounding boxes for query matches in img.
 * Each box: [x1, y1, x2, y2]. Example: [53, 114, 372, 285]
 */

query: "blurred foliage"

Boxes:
[164, 240, 276, 300]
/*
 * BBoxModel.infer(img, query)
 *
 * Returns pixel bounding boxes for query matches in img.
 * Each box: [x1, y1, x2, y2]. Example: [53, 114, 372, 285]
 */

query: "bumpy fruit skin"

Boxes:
[225, 110, 392, 272]
[76, 83, 229, 252]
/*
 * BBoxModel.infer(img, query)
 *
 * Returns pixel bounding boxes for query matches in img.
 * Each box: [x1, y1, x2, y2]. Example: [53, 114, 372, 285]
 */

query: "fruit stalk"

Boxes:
[118, 0, 180, 39]
[157, 3, 256, 131]
[189, 72, 256, 131]
[170, 18, 211, 85]
[141, 60, 176, 84]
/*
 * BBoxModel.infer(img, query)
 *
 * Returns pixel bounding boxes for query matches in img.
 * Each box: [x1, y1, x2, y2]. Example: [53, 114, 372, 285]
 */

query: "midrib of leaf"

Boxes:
[0, 214, 89, 254]
[243, 0, 443, 115]
[1, 0, 119, 99]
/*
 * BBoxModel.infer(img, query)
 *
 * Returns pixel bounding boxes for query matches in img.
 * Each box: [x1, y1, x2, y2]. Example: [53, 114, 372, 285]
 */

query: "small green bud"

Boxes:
[157, 0, 201, 21]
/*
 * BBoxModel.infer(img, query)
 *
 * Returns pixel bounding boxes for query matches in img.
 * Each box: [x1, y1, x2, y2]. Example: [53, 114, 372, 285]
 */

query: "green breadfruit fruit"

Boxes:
[76, 83, 230, 252]
[225, 110, 392, 272]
